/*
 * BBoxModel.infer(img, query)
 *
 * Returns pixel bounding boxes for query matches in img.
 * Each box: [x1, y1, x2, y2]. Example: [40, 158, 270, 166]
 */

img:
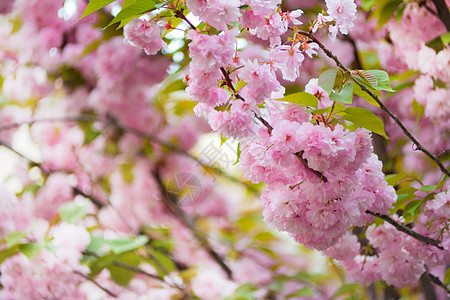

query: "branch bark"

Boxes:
[152, 170, 234, 279]
[365, 210, 443, 249]
[431, 0, 450, 32]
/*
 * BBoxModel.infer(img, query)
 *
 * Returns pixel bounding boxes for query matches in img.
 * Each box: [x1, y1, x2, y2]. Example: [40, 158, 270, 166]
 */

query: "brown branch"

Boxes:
[294, 151, 328, 183]
[431, 0, 450, 32]
[365, 210, 444, 249]
[426, 272, 450, 295]
[298, 30, 450, 178]
[152, 170, 233, 279]
[83, 250, 193, 298]
[74, 270, 117, 298]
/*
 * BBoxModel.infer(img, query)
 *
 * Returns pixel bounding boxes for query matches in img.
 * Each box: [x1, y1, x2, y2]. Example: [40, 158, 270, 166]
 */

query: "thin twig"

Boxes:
[294, 151, 328, 182]
[152, 170, 234, 280]
[365, 210, 444, 249]
[298, 30, 450, 178]
[426, 272, 450, 294]
[74, 270, 118, 298]
[0, 138, 107, 209]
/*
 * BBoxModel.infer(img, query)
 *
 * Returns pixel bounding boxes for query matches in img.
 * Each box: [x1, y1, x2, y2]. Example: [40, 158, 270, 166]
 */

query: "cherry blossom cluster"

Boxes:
[324, 189, 450, 287]
[122, 0, 450, 290]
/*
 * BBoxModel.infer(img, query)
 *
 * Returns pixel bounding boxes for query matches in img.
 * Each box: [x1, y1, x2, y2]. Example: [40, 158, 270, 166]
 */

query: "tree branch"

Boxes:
[365, 210, 444, 249]
[298, 30, 450, 178]
[152, 170, 234, 279]
[426, 272, 450, 295]
[74, 270, 118, 298]
[431, 0, 450, 32]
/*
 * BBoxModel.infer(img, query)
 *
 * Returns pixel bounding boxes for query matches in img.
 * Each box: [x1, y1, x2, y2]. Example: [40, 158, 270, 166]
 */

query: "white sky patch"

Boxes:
[59, 0, 78, 20]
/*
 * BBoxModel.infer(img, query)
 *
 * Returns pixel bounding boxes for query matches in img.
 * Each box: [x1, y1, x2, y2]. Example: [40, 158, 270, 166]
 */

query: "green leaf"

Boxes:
[0, 245, 19, 264]
[404, 199, 422, 215]
[235, 80, 247, 92]
[59, 202, 88, 224]
[333, 283, 359, 298]
[6, 232, 27, 247]
[352, 82, 380, 106]
[233, 283, 257, 299]
[253, 231, 275, 242]
[108, 251, 141, 286]
[105, 235, 149, 254]
[106, 0, 159, 29]
[318, 69, 338, 94]
[146, 248, 177, 277]
[377, 0, 402, 28]
[286, 287, 314, 298]
[87, 235, 106, 254]
[355, 70, 378, 90]
[385, 173, 407, 186]
[419, 185, 437, 192]
[19, 242, 43, 259]
[444, 268, 450, 285]
[437, 174, 448, 189]
[233, 143, 241, 165]
[366, 70, 395, 92]
[278, 92, 318, 107]
[120, 161, 134, 183]
[441, 32, 450, 45]
[80, 0, 115, 19]
[342, 107, 388, 138]
[412, 99, 424, 120]
[330, 83, 353, 104]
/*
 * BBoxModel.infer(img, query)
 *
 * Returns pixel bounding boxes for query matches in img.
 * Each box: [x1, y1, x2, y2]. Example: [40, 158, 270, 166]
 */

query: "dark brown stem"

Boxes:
[294, 151, 328, 182]
[298, 31, 450, 178]
[420, 272, 438, 300]
[74, 270, 117, 298]
[173, 9, 196, 30]
[152, 171, 233, 279]
[365, 210, 444, 249]
[431, 0, 450, 32]
[426, 272, 450, 294]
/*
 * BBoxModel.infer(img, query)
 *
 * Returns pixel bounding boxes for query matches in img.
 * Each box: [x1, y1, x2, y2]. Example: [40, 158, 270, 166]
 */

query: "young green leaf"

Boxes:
[352, 82, 380, 107]
[5, 232, 27, 247]
[330, 83, 353, 104]
[0, 246, 19, 264]
[333, 283, 359, 298]
[342, 107, 388, 138]
[19, 242, 44, 259]
[355, 70, 378, 90]
[80, 0, 115, 19]
[377, 0, 402, 28]
[286, 287, 314, 298]
[277, 92, 318, 107]
[318, 69, 338, 94]
[366, 70, 395, 92]
[106, 0, 159, 29]
[105, 235, 149, 254]
[59, 202, 88, 224]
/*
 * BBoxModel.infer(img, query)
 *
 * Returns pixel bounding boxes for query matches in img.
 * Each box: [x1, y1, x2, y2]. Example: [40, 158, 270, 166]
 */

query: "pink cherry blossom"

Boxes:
[124, 18, 167, 55]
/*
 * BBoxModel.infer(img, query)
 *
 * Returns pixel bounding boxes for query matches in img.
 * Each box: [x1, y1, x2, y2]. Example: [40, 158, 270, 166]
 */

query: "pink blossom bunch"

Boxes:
[124, 18, 167, 55]
[324, 0, 357, 40]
